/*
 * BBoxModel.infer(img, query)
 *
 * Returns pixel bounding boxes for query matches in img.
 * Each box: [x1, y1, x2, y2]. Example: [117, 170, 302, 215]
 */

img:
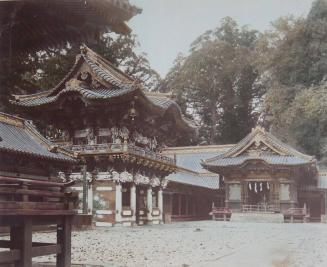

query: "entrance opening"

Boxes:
[247, 181, 270, 205]
[136, 186, 147, 224]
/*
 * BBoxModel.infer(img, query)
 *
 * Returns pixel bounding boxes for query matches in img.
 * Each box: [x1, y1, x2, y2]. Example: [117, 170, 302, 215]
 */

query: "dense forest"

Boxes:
[1, 0, 327, 163]
[162, 0, 327, 163]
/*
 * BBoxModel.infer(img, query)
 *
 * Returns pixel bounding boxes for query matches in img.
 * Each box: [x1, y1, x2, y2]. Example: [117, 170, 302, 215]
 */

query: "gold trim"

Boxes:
[0, 112, 24, 128]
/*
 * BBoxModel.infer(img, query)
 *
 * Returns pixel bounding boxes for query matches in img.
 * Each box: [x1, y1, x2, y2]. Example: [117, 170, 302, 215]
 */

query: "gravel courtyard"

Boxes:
[32, 221, 327, 267]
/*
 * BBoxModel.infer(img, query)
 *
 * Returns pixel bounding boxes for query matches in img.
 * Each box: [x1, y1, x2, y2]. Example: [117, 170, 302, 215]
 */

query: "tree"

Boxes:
[0, 34, 160, 112]
[163, 17, 263, 144]
[259, 0, 327, 160]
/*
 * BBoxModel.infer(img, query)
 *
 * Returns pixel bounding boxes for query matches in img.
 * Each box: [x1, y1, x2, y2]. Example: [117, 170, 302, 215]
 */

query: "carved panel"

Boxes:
[229, 184, 241, 201]
[279, 184, 290, 201]
[240, 141, 278, 157]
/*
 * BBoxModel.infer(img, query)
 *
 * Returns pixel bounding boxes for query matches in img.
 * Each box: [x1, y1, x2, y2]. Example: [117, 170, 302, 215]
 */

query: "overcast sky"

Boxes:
[128, 0, 314, 77]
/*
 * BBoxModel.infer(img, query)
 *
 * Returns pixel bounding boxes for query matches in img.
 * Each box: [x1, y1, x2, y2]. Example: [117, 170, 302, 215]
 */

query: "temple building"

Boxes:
[202, 126, 327, 222]
[162, 145, 231, 222]
[0, 112, 77, 266]
[11, 46, 196, 226]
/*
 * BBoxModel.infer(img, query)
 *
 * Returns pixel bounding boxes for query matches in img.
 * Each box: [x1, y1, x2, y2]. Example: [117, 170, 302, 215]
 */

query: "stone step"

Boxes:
[230, 212, 284, 223]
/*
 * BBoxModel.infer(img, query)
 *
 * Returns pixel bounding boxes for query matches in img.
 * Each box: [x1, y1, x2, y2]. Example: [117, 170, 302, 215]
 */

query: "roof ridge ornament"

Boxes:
[65, 78, 87, 89]
[80, 44, 88, 55]
[252, 125, 265, 133]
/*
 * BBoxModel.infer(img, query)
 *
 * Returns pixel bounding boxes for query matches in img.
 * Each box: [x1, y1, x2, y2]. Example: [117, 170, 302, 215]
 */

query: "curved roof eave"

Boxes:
[203, 156, 315, 170]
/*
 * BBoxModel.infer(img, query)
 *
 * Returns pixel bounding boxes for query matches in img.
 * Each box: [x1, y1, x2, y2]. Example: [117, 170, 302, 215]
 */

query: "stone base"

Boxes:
[231, 212, 284, 223]
[321, 215, 327, 223]
[95, 221, 113, 227]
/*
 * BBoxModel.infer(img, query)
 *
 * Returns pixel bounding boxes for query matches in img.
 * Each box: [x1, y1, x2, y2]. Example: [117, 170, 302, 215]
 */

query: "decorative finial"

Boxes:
[80, 44, 87, 54]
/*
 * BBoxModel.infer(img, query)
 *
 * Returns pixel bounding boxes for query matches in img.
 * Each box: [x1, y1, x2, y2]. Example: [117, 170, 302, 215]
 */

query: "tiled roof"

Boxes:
[204, 154, 310, 167]
[175, 152, 225, 173]
[11, 46, 196, 132]
[163, 145, 232, 173]
[147, 95, 178, 109]
[0, 113, 75, 163]
[163, 145, 230, 189]
[203, 126, 315, 169]
[13, 87, 137, 107]
[167, 172, 219, 190]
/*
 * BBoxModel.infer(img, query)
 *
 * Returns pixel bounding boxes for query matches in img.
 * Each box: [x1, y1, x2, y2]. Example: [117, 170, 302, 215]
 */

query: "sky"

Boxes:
[128, 0, 314, 77]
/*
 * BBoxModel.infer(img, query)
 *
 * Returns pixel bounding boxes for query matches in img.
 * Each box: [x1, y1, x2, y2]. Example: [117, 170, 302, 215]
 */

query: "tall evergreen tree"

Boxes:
[163, 18, 263, 144]
[260, 0, 327, 160]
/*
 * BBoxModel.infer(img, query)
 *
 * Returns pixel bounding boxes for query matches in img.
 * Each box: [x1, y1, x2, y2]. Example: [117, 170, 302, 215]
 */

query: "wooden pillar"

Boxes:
[178, 194, 182, 215]
[131, 184, 136, 222]
[273, 181, 280, 208]
[243, 181, 248, 205]
[88, 183, 93, 214]
[57, 216, 72, 267]
[185, 195, 189, 215]
[115, 183, 122, 223]
[147, 187, 153, 223]
[11, 217, 32, 267]
[82, 165, 88, 214]
[225, 184, 229, 208]
[193, 196, 197, 216]
[158, 188, 163, 221]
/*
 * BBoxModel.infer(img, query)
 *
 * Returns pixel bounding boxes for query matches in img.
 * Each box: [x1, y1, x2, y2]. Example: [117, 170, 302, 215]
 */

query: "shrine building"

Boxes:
[162, 145, 230, 222]
[0, 112, 77, 266]
[202, 126, 327, 222]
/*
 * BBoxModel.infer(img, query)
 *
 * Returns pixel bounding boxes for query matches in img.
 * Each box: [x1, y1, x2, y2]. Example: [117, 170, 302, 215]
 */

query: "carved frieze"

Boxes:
[150, 177, 161, 187]
[134, 173, 150, 185]
[161, 179, 169, 189]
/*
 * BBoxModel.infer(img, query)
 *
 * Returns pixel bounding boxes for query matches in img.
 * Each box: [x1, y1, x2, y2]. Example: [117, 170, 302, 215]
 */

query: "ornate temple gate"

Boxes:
[11, 47, 195, 227]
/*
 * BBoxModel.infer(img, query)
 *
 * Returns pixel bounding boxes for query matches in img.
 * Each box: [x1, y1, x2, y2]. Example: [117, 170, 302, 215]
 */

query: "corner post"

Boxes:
[115, 183, 122, 223]
[82, 164, 88, 214]
[147, 187, 153, 223]
[131, 184, 136, 223]
[57, 216, 72, 267]
[158, 188, 163, 222]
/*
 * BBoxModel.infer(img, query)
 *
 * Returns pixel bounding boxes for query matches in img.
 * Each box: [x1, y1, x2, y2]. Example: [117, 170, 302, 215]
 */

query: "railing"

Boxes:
[0, 175, 78, 215]
[242, 204, 280, 213]
[0, 175, 78, 266]
[63, 143, 176, 165]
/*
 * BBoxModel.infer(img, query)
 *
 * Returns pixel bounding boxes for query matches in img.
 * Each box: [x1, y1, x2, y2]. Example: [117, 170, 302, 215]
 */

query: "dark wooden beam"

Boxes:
[56, 217, 72, 267]
[0, 249, 20, 264]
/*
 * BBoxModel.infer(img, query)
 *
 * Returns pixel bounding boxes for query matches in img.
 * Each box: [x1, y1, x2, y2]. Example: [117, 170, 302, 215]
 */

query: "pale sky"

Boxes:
[128, 0, 314, 77]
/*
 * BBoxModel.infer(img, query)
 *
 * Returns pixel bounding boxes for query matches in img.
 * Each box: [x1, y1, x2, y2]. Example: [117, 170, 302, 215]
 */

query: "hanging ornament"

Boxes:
[254, 182, 257, 193]
[267, 182, 270, 190]
[249, 182, 252, 190]
[260, 182, 263, 192]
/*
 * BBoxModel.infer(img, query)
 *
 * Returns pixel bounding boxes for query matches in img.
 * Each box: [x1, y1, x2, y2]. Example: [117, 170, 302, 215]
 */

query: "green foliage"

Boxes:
[261, 0, 327, 160]
[163, 17, 263, 144]
[265, 82, 327, 158]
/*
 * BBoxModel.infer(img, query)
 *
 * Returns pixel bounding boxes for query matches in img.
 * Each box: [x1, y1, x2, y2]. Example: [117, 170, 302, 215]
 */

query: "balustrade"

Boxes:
[62, 143, 175, 164]
[242, 204, 280, 213]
